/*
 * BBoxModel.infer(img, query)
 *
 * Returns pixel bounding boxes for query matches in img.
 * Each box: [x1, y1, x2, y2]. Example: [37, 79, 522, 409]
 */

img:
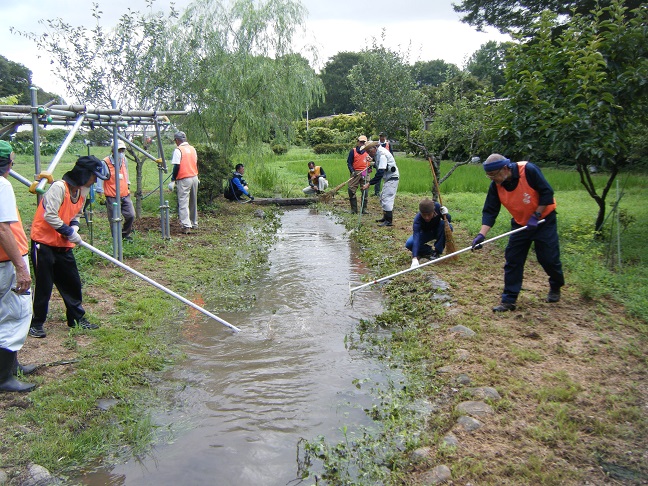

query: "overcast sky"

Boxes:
[1, 0, 510, 99]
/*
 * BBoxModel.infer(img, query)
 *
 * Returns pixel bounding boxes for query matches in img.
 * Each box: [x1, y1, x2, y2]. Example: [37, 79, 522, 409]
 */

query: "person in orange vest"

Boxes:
[471, 154, 564, 312]
[373, 132, 393, 196]
[302, 161, 328, 195]
[28, 155, 109, 338]
[168, 131, 199, 234]
[0, 141, 36, 392]
[96, 140, 135, 242]
[346, 135, 371, 214]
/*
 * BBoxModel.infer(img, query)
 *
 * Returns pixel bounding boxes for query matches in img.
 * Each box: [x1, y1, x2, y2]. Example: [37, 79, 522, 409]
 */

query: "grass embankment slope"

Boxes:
[1, 150, 281, 483]
[1, 147, 646, 485]
[299, 150, 646, 485]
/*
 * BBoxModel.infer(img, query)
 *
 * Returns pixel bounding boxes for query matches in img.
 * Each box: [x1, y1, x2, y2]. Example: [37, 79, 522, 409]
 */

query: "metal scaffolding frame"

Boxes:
[1, 87, 188, 260]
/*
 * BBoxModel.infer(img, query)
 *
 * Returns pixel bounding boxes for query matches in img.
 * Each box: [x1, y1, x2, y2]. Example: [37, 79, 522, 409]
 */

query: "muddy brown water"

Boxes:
[75, 208, 392, 485]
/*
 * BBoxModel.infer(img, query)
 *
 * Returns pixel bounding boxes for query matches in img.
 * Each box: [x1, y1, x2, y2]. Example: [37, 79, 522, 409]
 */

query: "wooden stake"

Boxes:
[429, 158, 458, 259]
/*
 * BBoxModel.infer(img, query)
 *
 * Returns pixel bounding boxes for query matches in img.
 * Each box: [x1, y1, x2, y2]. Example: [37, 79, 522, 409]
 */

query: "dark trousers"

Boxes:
[106, 195, 135, 238]
[30, 242, 85, 328]
[405, 221, 452, 257]
[502, 213, 565, 303]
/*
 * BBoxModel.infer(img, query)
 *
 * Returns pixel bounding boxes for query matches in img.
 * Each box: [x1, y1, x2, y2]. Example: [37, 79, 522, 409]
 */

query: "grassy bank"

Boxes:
[2, 149, 282, 482]
[2, 145, 646, 484]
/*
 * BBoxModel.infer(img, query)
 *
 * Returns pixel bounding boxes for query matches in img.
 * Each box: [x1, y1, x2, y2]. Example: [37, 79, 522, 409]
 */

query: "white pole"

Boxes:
[349, 222, 544, 294]
[79, 241, 240, 332]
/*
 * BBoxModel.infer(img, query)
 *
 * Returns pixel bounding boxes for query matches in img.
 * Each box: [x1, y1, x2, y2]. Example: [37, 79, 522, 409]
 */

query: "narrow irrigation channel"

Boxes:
[76, 208, 392, 485]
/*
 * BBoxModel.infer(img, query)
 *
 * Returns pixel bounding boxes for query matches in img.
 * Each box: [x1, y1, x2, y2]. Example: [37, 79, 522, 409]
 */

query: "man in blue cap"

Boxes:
[471, 153, 564, 312]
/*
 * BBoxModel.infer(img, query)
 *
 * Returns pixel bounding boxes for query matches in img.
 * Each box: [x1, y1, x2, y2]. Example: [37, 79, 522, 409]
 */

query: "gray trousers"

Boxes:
[177, 175, 199, 228]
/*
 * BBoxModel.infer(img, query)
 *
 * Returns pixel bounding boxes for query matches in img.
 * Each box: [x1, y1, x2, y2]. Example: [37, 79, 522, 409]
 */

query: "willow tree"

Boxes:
[347, 33, 424, 139]
[149, 0, 323, 158]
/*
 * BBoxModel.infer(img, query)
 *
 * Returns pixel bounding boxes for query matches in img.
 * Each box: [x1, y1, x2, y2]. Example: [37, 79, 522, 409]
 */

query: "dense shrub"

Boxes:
[295, 112, 374, 147]
[307, 127, 336, 146]
[312, 143, 348, 154]
[271, 144, 288, 155]
[195, 143, 231, 205]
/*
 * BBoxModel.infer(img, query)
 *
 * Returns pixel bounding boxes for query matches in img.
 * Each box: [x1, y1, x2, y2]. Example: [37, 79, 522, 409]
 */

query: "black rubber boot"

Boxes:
[375, 212, 386, 223]
[349, 194, 358, 214]
[378, 211, 393, 226]
[12, 353, 38, 376]
[0, 348, 36, 393]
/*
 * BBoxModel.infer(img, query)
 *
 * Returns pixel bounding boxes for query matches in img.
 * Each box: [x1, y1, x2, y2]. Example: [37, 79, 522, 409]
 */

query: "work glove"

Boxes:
[526, 213, 540, 230]
[168, 181, 175, 191]
[440, 206, 448, 215]
[97, 193, 106, 205]
[68, 226, 82, 245]
[471, 233, 485, 250]
[410, 258, 420, 269]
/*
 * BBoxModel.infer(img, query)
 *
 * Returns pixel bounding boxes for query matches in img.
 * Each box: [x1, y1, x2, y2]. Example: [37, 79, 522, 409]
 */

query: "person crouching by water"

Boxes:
[406, 198, 452, 269]
[28, 156, 109, 339]
[361, 141, 399, 226]
[224, 164, 254, 202]
[302, 161, 328, 195]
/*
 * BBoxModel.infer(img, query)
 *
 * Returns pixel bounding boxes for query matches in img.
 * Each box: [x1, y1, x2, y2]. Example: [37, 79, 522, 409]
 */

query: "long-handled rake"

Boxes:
[349, 221, 545, 295]
[319, 174, 358, 203]
[429, 157, 458, 259]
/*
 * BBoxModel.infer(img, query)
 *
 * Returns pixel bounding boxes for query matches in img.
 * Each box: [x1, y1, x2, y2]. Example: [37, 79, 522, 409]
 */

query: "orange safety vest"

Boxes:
[31, 183, 85, 248]
[497, 162, 557, 226]
[308, 166, 323, 183]
[175, 144, 199, 180]
[0, 210, 28, 261]
[103, 156, 130, 198]
[352, 149, 370, 172]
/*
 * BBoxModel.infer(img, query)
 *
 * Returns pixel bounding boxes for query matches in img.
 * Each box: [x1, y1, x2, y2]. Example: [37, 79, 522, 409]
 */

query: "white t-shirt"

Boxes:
[0, 177, 19, 224]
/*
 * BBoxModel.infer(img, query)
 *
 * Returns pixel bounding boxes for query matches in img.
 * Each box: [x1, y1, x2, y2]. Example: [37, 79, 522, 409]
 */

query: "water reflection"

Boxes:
[78, 208, 386, 485]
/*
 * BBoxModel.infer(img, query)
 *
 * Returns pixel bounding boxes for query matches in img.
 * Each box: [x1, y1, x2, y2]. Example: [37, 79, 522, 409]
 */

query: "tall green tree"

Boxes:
[411, 71, 494, 173]
[148, 0, 324, 157]
[18, 2, 180, 109]
[465, 41, 512, 95]
[0, 55, 63, 105]
[412, 59, 460, 87]
[498, 1, 648, 230]
[454, 0, 643, 33]
[347, 34, 424, 138]
[19, 0, 323, 161]
[0, 55, 31, 100]
[310, 52, 362, 118]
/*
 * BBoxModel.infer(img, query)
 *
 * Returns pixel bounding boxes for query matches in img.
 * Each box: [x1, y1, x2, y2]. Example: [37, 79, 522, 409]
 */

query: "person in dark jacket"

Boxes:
[471, 153, 564, 312]
[406, 198, 452, 269]
[224, 164, 253, 202]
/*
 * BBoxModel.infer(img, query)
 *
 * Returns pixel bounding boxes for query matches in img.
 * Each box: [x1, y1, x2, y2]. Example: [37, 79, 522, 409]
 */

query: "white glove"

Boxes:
[410, 258, 420, 269]
[168, 181, 175, 191]
[440, 206, 448, 215]
[68, 226, 82, 244]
